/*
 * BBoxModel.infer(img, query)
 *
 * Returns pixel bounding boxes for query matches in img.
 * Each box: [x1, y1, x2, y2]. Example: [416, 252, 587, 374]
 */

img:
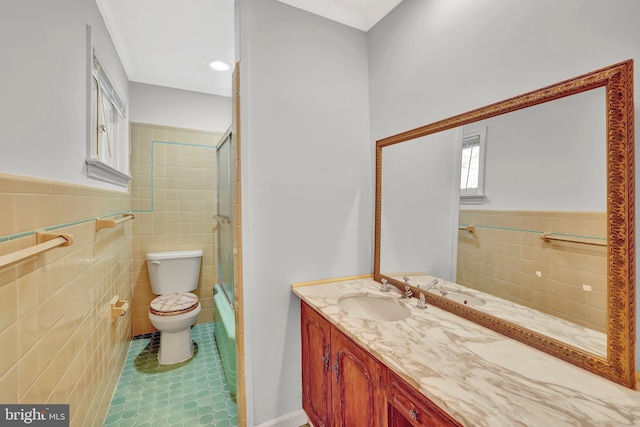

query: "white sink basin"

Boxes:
[441, 291, 485, 307]
[339, 294, 411, 321]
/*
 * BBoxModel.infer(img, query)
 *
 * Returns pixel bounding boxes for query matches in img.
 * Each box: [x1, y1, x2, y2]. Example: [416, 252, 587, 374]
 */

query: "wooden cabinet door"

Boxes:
[331, 328, 386, 427]
[301, 302, 332, 427]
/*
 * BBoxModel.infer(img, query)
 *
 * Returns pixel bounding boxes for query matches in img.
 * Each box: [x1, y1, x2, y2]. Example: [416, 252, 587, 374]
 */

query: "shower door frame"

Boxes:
[216, 128, 234, 306]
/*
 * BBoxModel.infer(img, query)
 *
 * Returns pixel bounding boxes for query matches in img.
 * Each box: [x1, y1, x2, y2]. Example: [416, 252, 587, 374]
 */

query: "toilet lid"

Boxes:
[150, 292, 199, 316]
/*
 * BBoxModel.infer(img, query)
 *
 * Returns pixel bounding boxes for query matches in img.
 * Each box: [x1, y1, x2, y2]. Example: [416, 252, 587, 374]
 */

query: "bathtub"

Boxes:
[214, 284, 236, 395]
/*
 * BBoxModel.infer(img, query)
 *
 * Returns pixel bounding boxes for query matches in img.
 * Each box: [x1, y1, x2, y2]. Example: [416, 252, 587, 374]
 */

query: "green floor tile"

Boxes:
[103, 323, 237, 426]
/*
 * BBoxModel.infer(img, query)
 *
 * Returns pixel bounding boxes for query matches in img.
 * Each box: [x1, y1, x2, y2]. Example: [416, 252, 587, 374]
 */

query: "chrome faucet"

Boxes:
[380, 278, 412, 298]
[401, 277, 413, 298]
[422, 278, 440, 292]
[402, 285, 413, 299]
[423, 278, 449, 296]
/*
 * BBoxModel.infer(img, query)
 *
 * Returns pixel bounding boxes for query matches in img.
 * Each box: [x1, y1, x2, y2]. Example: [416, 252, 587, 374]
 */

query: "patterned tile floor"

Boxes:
[103, 323, 237, 427]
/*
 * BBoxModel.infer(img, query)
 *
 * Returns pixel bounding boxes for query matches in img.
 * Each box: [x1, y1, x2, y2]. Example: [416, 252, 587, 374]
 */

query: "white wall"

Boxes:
[368, 0, 640, 368]
[129, 82, 232, 132]
[369, 0, 640, 142]
[237, 0, 371, 424]
[0, 0, 128, 191]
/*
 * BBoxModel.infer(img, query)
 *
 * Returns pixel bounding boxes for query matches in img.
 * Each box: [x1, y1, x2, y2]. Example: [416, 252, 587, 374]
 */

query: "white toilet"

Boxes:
[146, 249, 203, 364]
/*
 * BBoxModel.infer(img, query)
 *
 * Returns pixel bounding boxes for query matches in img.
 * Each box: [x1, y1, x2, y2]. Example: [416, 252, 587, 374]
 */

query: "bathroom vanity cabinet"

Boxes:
[294, 278, 640, 426]
[301, 301, 460, 427]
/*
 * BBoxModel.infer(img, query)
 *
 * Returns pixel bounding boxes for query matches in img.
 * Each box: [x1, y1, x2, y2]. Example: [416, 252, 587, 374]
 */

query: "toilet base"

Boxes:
[158, 328, 194, 365]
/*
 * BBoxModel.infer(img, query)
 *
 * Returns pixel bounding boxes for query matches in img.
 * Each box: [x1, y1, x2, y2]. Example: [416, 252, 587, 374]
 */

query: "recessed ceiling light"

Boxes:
[209, 59, 231, 71]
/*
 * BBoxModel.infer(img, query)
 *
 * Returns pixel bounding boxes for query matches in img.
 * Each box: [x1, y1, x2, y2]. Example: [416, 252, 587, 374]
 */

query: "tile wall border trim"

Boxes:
[131, 139, 216, 214]
[458, 223, 607, 241]
[0, 211, 133, 243]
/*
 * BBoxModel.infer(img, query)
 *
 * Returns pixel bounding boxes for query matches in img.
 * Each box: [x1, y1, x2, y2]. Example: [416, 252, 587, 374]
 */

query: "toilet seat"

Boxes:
[150, 292, 199, 316]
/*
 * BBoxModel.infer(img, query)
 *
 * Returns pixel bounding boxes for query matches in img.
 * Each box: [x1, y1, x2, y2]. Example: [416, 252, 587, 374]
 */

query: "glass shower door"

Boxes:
[216, 131, 234, 305]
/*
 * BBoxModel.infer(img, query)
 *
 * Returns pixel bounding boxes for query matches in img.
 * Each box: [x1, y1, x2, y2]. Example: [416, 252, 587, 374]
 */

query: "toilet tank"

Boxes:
[146, 250, 203, 295]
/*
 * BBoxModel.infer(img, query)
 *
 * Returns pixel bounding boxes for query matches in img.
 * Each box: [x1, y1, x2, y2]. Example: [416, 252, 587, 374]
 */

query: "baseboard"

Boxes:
[255, 409, 308, 427]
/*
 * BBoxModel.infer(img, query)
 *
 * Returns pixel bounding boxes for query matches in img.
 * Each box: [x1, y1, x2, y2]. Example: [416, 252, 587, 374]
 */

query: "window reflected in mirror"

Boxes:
[460, 127, 486, 204]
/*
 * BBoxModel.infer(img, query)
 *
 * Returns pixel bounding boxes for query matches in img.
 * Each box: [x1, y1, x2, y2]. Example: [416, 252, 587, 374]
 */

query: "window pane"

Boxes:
[461, 136, 480, 190]
[98, 96, 114, 164]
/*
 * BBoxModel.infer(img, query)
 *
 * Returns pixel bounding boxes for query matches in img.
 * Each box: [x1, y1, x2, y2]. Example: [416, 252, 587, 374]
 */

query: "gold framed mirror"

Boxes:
[373, 60, 635, 388]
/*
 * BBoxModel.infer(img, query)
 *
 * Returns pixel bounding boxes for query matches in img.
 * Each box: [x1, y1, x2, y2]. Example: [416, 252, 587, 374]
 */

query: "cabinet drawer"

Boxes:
[387, 372, 462, 427]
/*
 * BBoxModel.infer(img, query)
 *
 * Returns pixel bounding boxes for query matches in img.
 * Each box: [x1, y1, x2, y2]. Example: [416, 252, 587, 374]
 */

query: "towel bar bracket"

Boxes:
[95, 213, 135, 231]
[36, 231, 73, 246]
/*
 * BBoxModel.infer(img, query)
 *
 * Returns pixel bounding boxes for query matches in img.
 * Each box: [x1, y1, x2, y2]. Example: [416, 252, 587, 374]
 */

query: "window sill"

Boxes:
[460, 194, 486, 205]
[86, 158, 132, 187]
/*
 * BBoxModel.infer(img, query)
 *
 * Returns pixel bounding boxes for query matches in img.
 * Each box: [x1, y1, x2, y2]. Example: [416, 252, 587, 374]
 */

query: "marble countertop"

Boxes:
[385, 273, 607, 358]
[292, 277, 640, 427]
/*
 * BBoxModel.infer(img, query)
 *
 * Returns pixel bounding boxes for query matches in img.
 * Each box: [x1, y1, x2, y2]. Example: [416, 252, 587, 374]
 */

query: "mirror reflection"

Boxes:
[380, 88, 608, 357]
[380, 129, 459, 281]
[457, 88, 607, 350]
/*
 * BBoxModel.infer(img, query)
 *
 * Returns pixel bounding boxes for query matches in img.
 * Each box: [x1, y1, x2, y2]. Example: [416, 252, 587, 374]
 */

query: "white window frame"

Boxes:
[459, 127, 487, 204]
[86, 25, 132, 187]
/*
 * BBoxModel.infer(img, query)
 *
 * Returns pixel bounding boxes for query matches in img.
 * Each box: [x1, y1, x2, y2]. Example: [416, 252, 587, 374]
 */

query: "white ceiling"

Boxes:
[279, 0, 403, 32]
[96, 0, 401, 98]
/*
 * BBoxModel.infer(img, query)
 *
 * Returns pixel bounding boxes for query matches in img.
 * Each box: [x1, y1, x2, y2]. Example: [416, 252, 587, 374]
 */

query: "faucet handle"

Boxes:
[380, 278, 391, 292]
[417, 293, 428, 309]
